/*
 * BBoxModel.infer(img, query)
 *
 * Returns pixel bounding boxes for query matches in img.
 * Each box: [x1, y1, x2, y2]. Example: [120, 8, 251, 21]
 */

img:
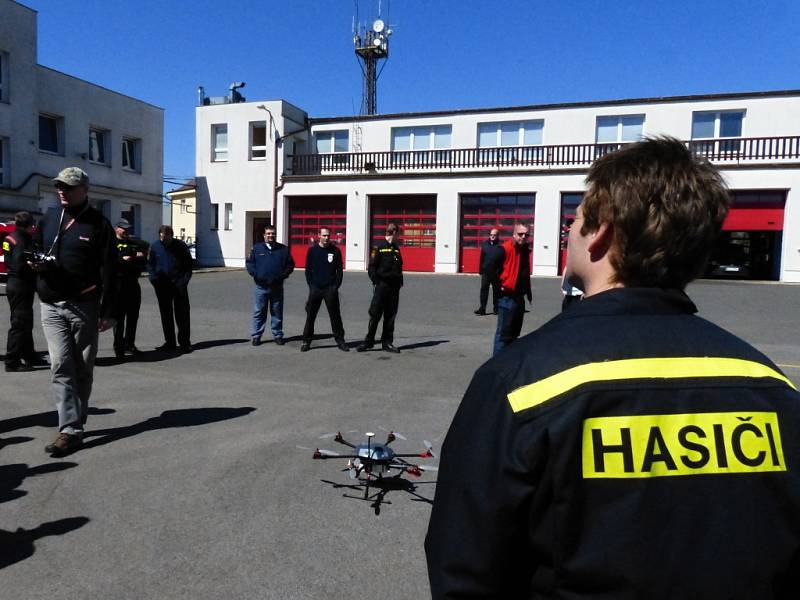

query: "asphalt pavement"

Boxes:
[1, 271, 798, 598]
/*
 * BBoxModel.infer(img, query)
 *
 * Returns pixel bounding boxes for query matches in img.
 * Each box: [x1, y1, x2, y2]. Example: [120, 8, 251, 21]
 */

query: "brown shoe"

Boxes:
[45, 432, 83, 456]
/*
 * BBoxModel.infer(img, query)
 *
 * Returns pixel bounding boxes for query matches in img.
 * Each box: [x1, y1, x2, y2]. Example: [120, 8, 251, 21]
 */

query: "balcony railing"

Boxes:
[291, 136, 800, 176]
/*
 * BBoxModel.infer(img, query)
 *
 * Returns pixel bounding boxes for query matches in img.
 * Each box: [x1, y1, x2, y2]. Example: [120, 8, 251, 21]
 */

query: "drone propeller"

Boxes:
[423, 441, 437, 458]
[312, 448, 341, 459]
[319, 429, 358, 440]
[419, 464, 439, 472]
[378, 426, 407, 441]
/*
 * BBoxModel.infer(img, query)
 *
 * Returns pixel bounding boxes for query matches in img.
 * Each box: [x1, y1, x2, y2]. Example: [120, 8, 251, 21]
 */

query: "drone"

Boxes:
[313, 430, 437, 502]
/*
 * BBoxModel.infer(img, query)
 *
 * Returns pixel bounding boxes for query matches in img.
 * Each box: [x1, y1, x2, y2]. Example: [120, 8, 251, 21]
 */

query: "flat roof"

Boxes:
[310, 89, 800, 125]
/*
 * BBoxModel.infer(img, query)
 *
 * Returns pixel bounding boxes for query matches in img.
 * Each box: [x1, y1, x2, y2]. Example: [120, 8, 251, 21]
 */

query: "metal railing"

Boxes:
[290, 136, 800, 176]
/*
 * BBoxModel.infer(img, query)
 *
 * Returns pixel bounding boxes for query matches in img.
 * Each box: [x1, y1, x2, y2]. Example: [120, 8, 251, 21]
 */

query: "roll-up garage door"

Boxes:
[288, 196, 347, 268]
[370, 195, 436, 272]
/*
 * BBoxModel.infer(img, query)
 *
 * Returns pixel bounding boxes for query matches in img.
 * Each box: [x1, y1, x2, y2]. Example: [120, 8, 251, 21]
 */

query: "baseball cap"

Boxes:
[115, 218, 132, 229]
[53, 167, 89, 187]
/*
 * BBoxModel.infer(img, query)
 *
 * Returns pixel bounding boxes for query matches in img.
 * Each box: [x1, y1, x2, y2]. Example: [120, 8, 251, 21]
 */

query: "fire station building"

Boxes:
[195, 89, 800, 282]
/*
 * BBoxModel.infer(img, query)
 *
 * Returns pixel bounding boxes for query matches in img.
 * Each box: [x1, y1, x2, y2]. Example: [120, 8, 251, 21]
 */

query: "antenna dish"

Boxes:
[373, 36, 383, 47]
[373, 19, 385, 33]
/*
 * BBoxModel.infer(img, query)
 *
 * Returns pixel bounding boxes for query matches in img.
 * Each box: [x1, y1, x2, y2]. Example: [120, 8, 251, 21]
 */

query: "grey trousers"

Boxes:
[41, 299, 99, 433]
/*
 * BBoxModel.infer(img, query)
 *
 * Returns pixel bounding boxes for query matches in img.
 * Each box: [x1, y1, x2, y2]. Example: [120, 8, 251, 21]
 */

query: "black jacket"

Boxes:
[426, 288, 800, 599]
[147, 238, 192, 287]
[305, 243, 343, 289]
[2, 229, 36, 286]
[34, 203, 117, 318]
[116, 236, 148, 281]
[368, 239, 403, 288]
[478, 238, 503, 277]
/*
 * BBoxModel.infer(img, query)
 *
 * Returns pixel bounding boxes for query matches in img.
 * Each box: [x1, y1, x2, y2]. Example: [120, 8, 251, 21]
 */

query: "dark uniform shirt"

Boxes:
[479, 238, 504, 277]
[115, 237, 148, 280]
[305, 243, 343, 289]
[426, 287, 800, 599]
[33, 203, 117, 318]
[3, 229, 36, 286]
[368, 239, 403, 288]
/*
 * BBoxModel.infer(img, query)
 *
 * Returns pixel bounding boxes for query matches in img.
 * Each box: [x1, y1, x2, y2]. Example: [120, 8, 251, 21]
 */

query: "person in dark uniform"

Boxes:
[357, 223, 403, 353]
[492, 223, 532, 356]
[112, 219, 147, 359]
[474, 227, 503, 315]
[3, 211, 42, 372]
[147, 225, 192, 353]
[301, 227, 348, 353]
[426, 137, 800, 599]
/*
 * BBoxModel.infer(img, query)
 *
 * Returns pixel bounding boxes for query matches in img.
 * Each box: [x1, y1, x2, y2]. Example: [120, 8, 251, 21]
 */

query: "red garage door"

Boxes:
[459, 194, 535, 273]
[706, 190, 786, 280]
[288, 196, 347, 268]
[370, 195, 436, 272]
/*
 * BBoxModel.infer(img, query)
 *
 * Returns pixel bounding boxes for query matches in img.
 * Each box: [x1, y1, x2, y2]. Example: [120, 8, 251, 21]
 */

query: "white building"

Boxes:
[196, 88, 800, 282]
[0, 0, 164, 236]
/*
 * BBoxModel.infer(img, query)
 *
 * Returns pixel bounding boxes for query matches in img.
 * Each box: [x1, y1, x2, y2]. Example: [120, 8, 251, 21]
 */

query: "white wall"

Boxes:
[0, 0, 164, 233]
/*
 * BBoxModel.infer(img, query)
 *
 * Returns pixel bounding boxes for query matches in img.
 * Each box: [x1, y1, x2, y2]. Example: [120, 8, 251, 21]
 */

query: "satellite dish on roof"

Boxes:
[373, 19, 385, 33]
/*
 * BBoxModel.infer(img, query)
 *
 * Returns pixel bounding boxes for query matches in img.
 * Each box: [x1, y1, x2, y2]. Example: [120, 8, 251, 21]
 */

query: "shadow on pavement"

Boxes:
[397, 340, 449, 350]
[81, 407, 256, 451]
[96, 339, 249, 366]
[0, 408, 115, 436]
[0, 462, 78, 504]
[0, 436, 34, 450]
[0, 517, 90, 570]
[320, 475, 435, 515]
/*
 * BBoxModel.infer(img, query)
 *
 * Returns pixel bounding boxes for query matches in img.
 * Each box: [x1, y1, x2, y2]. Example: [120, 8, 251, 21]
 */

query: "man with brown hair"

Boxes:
[426, 137, 800, 598]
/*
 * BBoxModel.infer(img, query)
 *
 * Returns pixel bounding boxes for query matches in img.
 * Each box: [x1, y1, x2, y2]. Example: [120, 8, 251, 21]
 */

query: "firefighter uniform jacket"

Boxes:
[426, 287, 800, 599]
[368, 239, 403, 288]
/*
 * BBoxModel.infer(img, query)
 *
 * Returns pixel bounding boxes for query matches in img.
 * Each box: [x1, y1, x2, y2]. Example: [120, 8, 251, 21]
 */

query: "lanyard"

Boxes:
[47, 204, 89, 257]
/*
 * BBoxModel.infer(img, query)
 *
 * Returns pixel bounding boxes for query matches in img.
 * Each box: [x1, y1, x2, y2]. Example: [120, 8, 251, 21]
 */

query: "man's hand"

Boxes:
[98, 318, 115, 332]
[122, 255, 132, 261]
[526, 292, 533, 304]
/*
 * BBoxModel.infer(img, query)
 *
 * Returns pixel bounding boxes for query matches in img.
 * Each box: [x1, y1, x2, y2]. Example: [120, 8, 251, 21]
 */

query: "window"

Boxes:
[314, 130, 349, 153]
[122, 137, 141, 171]
[120, 204, 140, 236]
[89, 128, 110, 164]
[478, 120, 543, 147]
[212, 124, 228, 161]
[0, 137, 7, 186]
[692, 110, 744, 153]
[224, 203, 233, 230]
[596, 115, 644, 143]
[179, 228, 186, 240]
[0, 52, 7, 102]
[478, 120, 544, 164]
[180, 199, 187, 214]
[250, 121, 267, 160]
[39, 114, 63, 154]
[391, 125, 452, 165]
[210, 203, 219, 230]
[391, 125, 452, 151]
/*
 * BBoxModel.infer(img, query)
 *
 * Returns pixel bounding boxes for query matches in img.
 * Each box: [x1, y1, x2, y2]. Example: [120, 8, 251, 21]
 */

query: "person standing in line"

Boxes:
[301, 227, 348, 353]
[33, 167, 117, 456]
[4, 211, 43, 372]
[357, 223, 403, 354]
[492, 223, 532, 356]
[113, 219, 147, 359]
[246, 225, 294, 346]
[475, 227, 503, 315]
[147, 225, 193, 353]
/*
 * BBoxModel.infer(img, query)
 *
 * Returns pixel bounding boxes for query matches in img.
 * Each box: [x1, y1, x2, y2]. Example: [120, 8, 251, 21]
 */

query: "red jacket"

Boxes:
[499, 239, 531, 296]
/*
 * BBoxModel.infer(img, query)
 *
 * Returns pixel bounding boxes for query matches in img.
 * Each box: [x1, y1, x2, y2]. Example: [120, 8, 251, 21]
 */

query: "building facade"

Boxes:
[196, 89, 800, 282]
[166, 179, 197, 244]
[0, 0, 164, 237]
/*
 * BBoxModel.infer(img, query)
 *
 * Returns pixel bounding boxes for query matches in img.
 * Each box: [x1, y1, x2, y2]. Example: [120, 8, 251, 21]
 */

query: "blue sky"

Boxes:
[23, 0, 800, 189]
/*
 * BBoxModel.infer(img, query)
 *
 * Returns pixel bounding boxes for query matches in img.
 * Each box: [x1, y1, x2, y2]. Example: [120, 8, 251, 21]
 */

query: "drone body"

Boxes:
[313, 431, 436, 494]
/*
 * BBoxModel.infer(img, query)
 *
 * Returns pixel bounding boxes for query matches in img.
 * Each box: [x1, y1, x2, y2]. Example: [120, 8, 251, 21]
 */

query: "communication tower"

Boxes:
[353, 3, 392, 115]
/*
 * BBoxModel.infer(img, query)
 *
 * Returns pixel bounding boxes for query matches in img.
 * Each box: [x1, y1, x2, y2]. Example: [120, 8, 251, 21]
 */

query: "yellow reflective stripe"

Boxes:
[508, 357, 796, 414]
